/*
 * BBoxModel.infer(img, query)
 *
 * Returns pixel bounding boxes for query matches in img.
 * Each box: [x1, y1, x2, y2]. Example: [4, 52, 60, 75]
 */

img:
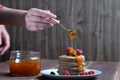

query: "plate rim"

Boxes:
[40, 68, 102, 78]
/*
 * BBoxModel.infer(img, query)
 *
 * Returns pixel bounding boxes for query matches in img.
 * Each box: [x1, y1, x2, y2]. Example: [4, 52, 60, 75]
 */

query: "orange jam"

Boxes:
[67, 30, 77, 40]
[9, 60, 41, 76]
[75, 55, 85, 71]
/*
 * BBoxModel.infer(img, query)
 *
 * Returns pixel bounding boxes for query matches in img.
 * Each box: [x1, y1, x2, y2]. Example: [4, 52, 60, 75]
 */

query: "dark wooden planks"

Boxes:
[0, 0, 120, 61]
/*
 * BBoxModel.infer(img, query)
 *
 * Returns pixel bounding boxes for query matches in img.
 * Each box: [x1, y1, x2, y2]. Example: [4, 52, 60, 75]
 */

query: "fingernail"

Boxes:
[53, 19, 60, 23]
[50, 23, 54, 26]
[54, 15, 57, 18]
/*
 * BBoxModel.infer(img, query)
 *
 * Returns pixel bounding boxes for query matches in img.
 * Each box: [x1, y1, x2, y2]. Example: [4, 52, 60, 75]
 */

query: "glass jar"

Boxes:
[9, 50, 41, 76]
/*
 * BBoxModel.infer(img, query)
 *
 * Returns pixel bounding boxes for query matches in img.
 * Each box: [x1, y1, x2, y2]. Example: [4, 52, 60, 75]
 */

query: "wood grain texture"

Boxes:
[0, 60, 120, 80]
[0, 0, 120, 61]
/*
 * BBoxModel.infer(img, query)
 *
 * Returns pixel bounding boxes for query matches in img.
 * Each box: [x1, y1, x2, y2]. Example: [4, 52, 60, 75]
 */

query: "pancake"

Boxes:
[58, 55, 86, 75]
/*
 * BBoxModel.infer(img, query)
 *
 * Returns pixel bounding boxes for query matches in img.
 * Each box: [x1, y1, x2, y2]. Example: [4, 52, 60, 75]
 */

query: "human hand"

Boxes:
[25, 8, 59, 31]
[0, 25, 10, 55]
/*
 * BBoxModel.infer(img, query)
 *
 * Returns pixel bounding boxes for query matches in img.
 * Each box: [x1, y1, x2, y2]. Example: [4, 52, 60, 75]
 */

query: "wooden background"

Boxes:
[0, 0, 120, 61]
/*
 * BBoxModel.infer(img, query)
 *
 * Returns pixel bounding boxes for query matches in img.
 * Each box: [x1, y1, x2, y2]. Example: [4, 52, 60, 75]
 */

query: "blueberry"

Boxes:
[50, 71, 55, 75]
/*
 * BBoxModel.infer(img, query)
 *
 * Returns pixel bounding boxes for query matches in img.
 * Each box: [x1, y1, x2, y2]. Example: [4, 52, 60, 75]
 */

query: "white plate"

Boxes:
[40, 69, 102, 79]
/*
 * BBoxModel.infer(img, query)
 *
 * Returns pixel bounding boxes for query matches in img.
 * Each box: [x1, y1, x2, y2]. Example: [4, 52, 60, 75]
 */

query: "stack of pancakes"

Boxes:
[58, 55, 86, 75]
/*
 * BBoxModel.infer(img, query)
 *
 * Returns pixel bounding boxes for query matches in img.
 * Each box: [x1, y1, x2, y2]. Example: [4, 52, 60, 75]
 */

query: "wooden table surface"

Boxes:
[0, 59, 120, 80]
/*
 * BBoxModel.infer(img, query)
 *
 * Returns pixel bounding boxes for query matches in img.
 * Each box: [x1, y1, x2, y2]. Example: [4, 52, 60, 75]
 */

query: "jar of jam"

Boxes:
[9, 50, 41, 76]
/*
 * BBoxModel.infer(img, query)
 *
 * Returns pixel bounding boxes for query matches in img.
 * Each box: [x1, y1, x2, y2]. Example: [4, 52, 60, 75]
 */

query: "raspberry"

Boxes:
[66, 47, 72, 53]
[76, 49, 83, 56]
[66, 47, 75, 56]
[79, 72, 84, 75]
[88, 71, 95, 75]
[80, 72, 88, 75]
[62, 70, 70, 76]
[91, 71, 95, 74]
[83, 72, 88, 75]
[80, 71, 95, 76]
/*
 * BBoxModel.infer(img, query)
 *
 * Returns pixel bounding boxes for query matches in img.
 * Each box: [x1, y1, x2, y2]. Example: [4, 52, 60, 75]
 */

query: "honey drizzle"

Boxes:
[75, 55, 85, 71]
[67, 30, 77, 40]
[57, 23, 77, 40]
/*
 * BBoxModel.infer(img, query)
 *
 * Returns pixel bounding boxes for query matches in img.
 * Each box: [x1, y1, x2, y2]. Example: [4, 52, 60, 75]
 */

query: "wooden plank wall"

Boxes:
[0, 0, 120, 61]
